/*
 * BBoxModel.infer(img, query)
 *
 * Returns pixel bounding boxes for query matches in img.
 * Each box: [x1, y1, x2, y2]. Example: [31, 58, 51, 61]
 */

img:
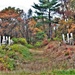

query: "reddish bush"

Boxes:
[42, 39, 49, 46]
[47, 44, 53, 49]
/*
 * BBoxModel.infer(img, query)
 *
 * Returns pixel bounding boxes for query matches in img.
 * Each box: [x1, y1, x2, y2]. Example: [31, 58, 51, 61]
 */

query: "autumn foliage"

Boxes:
[0, 7, 25, 37]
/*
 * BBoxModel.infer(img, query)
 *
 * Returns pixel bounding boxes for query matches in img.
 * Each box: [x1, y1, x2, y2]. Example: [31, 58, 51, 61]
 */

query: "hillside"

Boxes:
[0, 41, 75, 73]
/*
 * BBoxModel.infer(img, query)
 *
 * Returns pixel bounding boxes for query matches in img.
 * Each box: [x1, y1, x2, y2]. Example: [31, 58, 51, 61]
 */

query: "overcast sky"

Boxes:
[0, 0, 39, 13]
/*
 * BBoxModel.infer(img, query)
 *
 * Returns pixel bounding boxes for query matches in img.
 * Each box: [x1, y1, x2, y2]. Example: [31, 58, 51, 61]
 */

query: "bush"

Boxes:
[53, 36, 62, 41]
[1, 45, 11, 51]
[18, 38, 28, 45]
[6, 58, 15, 70]
[12, 38, 28, 45]
[34, 41, 42, 48]
[0, 46, 6, 57]
[0, 44, 33, 71]
[12, 38, 18, 44]
[48, 39, 51, 42]
[7, 51, 18, 59]
[42, 39, 49, 46]
[25, 44, 34, 48]
[0, 46, 3, 50]
[35, 31, 45, 41]
[10, 44, 32, 60]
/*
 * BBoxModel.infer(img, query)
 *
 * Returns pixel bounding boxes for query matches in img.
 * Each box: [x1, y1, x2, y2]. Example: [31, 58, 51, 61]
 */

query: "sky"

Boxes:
[0, 0, 39, 13]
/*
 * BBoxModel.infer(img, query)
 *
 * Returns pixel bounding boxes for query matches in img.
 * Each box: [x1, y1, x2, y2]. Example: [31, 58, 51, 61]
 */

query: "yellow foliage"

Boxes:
[0, 57, 4, 63]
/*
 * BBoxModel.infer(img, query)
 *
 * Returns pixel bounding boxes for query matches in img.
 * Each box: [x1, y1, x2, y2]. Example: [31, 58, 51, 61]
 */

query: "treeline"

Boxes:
[0, 0, 75, 44]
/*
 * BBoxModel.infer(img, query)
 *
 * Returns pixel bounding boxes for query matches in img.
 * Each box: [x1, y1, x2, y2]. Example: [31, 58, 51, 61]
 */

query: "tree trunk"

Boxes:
[48, 8, 52, 39]
[26, 24, 29, 43]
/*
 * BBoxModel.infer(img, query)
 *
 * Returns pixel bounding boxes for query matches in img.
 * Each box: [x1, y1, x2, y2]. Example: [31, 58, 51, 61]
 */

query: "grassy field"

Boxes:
[0, 69, 75, 75]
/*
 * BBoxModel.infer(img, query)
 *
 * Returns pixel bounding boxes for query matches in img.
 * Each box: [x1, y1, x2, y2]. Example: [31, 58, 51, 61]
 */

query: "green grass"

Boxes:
[10, 44, 33, 60]
[51, 69, 75, 75]
[0, 69, 75, 75]
[0, 44, 33, 71]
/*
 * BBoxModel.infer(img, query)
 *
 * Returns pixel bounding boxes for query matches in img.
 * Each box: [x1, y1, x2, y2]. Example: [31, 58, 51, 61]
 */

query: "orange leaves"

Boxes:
[47, 44, 53, 49]
[65, 47, 73, 59]
[68, 29, 72, 33]
[59, 18, 75, 33]
[0, 8, 19, 18]
[67, 48, 71, 54]
[0, 7, 25, 37]
[59, 19, 73, 26]
[0, 12, 19, 18]
[68, 23, 75, 33]
[10, 13, 19, 18]
[28, 18, 36, 27]
[32, 32, 36, 35]
[33, 28, 42, 32]
[17, 17, 23, 22]
[59, 19, 66, 25]
[1, 22, 9, 27]
[28, 18, 36, 32]
[29, 27, 34, 31]
[28, 18, 42, 36]
[71, 23, 75, 28]
[42, 39, 49, 46]
[34, 28, 39, 31]
[31, 28, 42, 36]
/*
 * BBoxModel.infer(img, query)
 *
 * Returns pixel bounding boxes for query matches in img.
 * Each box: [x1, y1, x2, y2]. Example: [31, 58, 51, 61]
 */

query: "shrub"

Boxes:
[0, 46, 6, 57]
[53, 36, 62, 41]
[0, 57, 4, 63]
[10, 44, 20, 52]
[6, 58, 15, 70]
[25, 44, 34, 48]
[1, 45, 6, 50]
[0, 46, 2, 49]
[7, 51, 18, 59]
[2, 45, 11, 50]
[10, 44, 32, 60]
[48, 39, 51, 42]
[34, 41, 42, 48]
[18, 38, 28, 45]
[42, 39, 49, 46]
[12, 38, 28, 45]
[12, 38, 18, 44]
[35, 31, 45, 41]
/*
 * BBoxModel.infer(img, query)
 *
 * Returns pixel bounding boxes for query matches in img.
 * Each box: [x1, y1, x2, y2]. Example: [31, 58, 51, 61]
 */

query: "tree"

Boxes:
[70, 0, 75, 10]
[0, 7, 26, 37]
[28, 8, 32, 18]
[58, 0, 75, 34]
[32, 0, 61, 39]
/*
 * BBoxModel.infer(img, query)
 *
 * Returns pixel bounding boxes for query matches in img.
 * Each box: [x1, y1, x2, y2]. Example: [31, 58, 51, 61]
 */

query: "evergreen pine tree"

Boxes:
[32, 0, 61, 38]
